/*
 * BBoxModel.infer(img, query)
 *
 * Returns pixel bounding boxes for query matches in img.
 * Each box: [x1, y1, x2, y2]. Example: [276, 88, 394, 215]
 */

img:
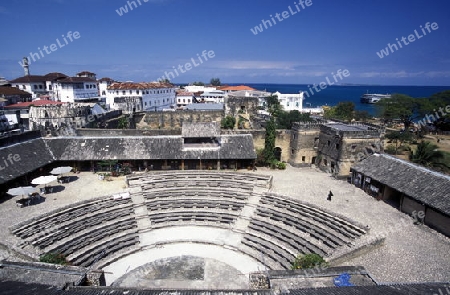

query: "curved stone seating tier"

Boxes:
[146, 199, 245, 212]
[11, 195, 132, 239]
[30, 206, 135, 249]
[127, 171, 272, 188]
[247, 218, 329, 257]
[239, 233, 294, 270]
[141, 179, 254, 194]
[44, 216, 138, 256]
[261, 194, 367, 239]
[143, 188, 249, 202]
[67, 231, 140, 268]
[148, 211, 238, 228]
[255, 207, 345, 250]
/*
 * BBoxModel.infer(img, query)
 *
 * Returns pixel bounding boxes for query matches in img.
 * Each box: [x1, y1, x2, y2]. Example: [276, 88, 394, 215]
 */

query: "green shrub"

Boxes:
[384, 145, 397, 155]
[39, 252, 69, 265]
[292, 253, 327, 270]
[276, 161, 286, 170]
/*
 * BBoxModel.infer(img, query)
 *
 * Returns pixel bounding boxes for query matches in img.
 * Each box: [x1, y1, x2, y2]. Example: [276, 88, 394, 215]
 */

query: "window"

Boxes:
[336, 143, 340, 150]
[327, 140, 331, 146]
[129, 90, 132, 94]
[22, 85, 26, 89]
[302, 156, 306, 162]
[137, 90, 140, 95]
[122, 91, 126, 95]
[145, 102, 147, 106]
[39, 85, 43, 89]
[34, 85, 38, 89]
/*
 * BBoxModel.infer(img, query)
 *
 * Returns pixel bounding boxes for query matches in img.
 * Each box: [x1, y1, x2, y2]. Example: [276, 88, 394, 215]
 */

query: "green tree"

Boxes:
[323, 101, 355, 121]
[410, 141, 444, 167]
[385, 131, 413, 155]
[277, 110, 312, 129]
[334, 101, 355, 121]
[221, 116, 236, 129]
[266, 95, 283, 117]
[210, 78, 221, 86]
[192, 81, 205, 86]
[377, 94, 418, 129]
[354, 110, 372, 122]
[416, 91, 450, 131]
[263, 117, 276, 165]
[159, 78, 171, 83]
[117, 116, 129, 129]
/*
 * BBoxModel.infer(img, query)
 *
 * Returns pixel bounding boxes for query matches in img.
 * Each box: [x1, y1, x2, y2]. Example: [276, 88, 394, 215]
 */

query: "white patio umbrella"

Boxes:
[31, 175, 58, 186]
[50, 166, 73, 175]
[7, 186, 38, 197]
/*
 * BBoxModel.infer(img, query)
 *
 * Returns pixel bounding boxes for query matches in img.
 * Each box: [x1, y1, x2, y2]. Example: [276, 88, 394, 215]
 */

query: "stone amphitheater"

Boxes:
[1, 165, 449, 292]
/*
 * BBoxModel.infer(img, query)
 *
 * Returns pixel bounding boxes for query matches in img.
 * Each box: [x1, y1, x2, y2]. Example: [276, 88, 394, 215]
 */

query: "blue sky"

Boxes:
[1, 0, 450, 85]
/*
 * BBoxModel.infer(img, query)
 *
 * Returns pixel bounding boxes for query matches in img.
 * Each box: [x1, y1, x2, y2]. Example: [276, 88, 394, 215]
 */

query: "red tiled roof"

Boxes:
[44, 72, 68, 80]
[218, 85, 256, 91]
[176, 92, 194, 96]
[4, 100, 64, 108]
[0, 86, 32, 97]
[76, 71, 96, 76]
[107, 82, 175, 90]
[9, 75, 47, 83]
[98, 77, 115, 82]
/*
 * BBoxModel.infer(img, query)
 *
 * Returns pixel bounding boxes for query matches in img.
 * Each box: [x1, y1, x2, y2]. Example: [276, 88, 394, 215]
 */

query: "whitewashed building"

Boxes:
[9, 71, 100, 103]
[98, 77, 115, 98]
[200, 90, 225, 103]
[176, 91, 195, 108]
[272, 91, 305, 112]
[183, 85, 217, 93]
[54, 77, 99, 103]
[107, 82, 176, 113]
[9, 76, 49, 99]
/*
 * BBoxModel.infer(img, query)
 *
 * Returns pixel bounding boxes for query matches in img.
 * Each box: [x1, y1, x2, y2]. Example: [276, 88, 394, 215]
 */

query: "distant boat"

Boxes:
[360, 93, 391, 104]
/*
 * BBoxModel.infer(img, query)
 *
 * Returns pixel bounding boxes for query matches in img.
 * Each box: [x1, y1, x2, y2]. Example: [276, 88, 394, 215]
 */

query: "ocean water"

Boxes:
[232, 83, 450, 115]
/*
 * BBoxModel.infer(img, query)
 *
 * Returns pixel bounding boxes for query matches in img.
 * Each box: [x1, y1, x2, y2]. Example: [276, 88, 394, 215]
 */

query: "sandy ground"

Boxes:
[0, 166, 449, 284]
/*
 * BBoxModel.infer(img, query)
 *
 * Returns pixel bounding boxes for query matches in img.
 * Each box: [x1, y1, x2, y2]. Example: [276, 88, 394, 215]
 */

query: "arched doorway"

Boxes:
[274, 147, 282, 162]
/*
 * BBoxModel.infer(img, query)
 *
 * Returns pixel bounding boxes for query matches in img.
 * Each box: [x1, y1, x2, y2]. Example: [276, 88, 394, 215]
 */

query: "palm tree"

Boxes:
[409, 141, 444, 167]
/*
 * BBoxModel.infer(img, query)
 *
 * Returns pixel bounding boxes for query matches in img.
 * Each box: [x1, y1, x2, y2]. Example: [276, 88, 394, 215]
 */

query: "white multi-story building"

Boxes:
[9, 75, 48, 99]
[98, 77, 115, 98]
[9, 71, 99, 103]
[200, 90, 225, 103]
[107, 82, 176, 112]
[176, 92, 195, 108]
[183, 85, 217, 93]
[54, 77, 99, 103]
[272, 91, 305, 112]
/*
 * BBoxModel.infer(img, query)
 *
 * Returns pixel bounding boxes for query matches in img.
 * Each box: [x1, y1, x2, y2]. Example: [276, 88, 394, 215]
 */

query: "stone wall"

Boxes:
[29, 104, 121, 134]
[316, 125, 383, 178]
[222, 129, 291, 163]
[137, 110, 223, 130]
[225, 96, 259, 117]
